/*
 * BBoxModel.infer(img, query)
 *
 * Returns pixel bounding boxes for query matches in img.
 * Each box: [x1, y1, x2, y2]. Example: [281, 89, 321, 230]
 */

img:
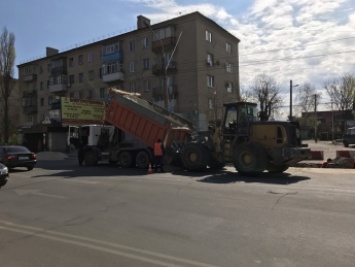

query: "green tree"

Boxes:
[0, 27, 16, 143]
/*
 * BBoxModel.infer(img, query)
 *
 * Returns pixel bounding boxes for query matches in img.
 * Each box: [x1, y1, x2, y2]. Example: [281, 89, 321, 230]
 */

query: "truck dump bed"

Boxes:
[105, 90, 192, 148]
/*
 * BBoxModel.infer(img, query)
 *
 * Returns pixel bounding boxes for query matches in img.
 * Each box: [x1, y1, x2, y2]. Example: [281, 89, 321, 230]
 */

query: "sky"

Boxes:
[1, 0, 354, 117]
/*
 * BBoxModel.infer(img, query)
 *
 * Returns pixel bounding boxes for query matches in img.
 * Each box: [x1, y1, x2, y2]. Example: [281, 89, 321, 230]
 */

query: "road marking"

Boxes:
[0, 220, 218, 267]
[14, 189, 66, 199]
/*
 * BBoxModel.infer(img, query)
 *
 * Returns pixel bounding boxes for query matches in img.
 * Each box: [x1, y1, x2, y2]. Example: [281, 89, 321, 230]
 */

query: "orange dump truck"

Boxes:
[75, 89, 193, 168]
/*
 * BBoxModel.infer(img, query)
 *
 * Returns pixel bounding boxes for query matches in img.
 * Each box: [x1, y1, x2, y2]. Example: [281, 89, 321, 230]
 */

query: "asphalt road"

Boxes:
[1, 159, 355, 267]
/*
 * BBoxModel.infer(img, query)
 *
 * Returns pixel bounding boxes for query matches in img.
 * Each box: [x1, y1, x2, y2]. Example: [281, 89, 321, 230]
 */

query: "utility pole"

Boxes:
[289, 80, 299, 121]
[314, 94, 318, 143]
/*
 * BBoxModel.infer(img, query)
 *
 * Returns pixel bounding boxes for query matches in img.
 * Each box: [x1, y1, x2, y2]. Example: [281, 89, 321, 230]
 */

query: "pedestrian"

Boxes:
[153, 138, 165, 172]
[321, 158, 332, 168]
[78, 139, 85, 166]
[37, 139, 43, 152]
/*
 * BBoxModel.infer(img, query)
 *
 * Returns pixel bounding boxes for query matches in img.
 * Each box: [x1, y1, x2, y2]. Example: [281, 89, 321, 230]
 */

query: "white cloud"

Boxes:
[127, 0, 355, 111]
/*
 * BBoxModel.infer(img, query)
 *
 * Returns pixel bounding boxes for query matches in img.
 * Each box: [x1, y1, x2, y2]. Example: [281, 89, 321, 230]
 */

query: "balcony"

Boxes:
[22, 74, 37, 82]
[152, 85, 178, 100]
[49, 75, 68, 93]
[102, 51, 123, 63]
[50, 100, 61, 110]
[102, 71, 124, 83]
[152, 36, 177, 52]
[23, 105, 37, 114]
[152, 61, 177, 76]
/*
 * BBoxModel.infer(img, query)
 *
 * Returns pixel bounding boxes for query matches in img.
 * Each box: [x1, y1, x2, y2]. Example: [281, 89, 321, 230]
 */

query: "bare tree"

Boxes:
[296, 83, 321, 114]
[324, 73, 355, 112]
[248, 74, 283, 121]
[323, 73, 355, 132]
[0, 27, 16, 143]
[296, 83, 322, 141]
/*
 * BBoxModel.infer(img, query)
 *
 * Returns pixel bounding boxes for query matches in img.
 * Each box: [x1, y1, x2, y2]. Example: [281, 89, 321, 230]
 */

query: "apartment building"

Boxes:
[17, 11, 240, 152]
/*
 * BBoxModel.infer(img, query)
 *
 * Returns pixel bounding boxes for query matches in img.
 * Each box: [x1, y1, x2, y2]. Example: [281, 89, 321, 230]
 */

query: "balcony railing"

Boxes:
[152, 61, 177, 76]
[152, 36, 177, 52]
[102, 71, 124, 82]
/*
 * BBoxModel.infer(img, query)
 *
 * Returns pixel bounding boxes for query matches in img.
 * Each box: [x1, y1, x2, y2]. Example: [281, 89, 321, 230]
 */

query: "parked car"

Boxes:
[0, 163, 9, 188]
[0, 145, 37, 170]
[342, 127, 355, 147]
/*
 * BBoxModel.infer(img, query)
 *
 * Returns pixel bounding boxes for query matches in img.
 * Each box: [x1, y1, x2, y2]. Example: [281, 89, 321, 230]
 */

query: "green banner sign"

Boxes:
[61, 97, 106, 126]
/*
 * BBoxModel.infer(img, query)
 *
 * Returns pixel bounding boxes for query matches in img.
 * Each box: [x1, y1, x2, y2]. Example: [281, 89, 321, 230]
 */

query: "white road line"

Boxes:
[0, 220, 218, 267]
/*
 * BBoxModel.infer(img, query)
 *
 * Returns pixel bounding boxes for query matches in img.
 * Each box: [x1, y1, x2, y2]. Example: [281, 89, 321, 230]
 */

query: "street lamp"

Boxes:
[289, 80, 299, 121]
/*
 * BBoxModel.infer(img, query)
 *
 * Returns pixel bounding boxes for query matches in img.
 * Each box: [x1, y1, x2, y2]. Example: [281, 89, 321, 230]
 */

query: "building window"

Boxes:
[207, 75, 214, 87]
[208, 98, 215, 109]
[39, 66, 43, 74]
[79, 91, 83, 98]
[99, 88, 106, 99]
[79, 73, 84, 83]
[47, 63, 51, 73]
[143, 80, 150, 92]
[88, 52, 93, 62]
[143, 37, 149, 48]
[88, 89, 93, 98]
[103, 61, 119, 75]
[89, 70, 94, 81]
[48, 96, 53, 105]
[69, 74, 74, 85]
[78, 55, 83, 65]
[205, 30, 212, 43]
[207, 53, 214, 66]
[226, 42, 232, 54]
[226, 81, 233, 93]
[69, 92, 74, 98]
[129, 41, 135, 52]
[130, 62, 135, 72]
[40, 81, 44, 91]
[143, 58, 150, 70]
[40, 97, 44, 107]
[130, 81, 136, 92]
[69, 57, 74, 67]
[226, 62, 232, 73]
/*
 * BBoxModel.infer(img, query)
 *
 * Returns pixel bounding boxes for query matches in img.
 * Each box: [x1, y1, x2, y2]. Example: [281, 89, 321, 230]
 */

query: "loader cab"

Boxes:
[222, 102, 258, 135]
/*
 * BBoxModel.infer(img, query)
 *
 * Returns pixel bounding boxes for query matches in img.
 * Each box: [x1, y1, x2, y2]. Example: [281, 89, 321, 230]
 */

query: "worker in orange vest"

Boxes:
[153, 139, 165, 172]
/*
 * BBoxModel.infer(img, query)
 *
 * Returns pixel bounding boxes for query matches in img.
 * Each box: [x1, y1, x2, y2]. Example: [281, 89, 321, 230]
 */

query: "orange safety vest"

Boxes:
[154, 142, 164, 156]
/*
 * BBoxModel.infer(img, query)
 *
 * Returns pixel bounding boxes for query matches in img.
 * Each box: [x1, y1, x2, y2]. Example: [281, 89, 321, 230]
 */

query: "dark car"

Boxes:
[343, 127, 355, 147]
[0, 145, 37, 170]
[0, 163, 9, 188]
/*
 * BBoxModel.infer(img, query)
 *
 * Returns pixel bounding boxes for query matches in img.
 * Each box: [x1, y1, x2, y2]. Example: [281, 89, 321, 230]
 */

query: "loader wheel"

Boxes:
[233, 142, 266, 175]
[136, 151, 150, 169]
[267, 164, 289, 173]
[119, 151, 134, 168]
[181, 143, 210, 171]
[84, 150, 98, 166]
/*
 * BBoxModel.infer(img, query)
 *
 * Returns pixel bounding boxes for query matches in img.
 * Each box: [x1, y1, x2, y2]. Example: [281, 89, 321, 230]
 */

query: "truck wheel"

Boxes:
[119, 151, 134, 168]
[136, 151, 150, 169]
[267, 164, 289, 173]
[343, 141, 349, 147]
[181, 143, 210, 171]
[84, 151, 98, 166]
[233, 142, 266, 175]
